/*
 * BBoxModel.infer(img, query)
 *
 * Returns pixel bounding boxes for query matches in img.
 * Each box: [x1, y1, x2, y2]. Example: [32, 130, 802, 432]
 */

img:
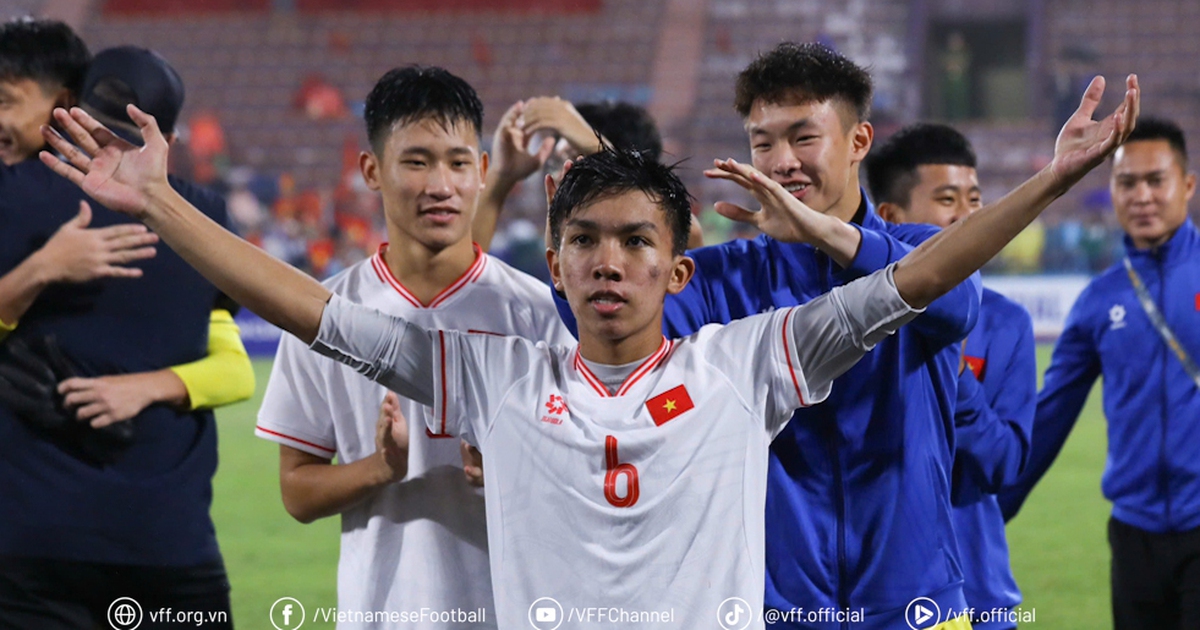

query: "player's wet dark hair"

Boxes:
[548, 147, 693, 255]
[865, 123, 977, 207]
[0, 18, 90, 94]
[734, 42, 872, 128]
[1124, 117, 1189, 170]
[364, 65, 483, 154]
[576, 101, 663, 163]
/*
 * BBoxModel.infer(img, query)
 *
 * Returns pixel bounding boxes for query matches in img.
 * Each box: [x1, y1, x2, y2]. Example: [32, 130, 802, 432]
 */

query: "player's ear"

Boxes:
[478, 150, 489, 189]
[546, 246, 565, 293]
[850, 121, 873, 163]
[876, 201, 904, 224]
[1185, 171, 1196, 203]
[359, 150, 382, 192]
[665, 255, 695, 296]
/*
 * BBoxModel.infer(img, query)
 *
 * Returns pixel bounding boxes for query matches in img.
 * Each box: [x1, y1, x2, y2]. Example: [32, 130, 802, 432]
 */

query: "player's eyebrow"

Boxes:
[397, 146, 475, 158]
[566, 218, 658, 235]
[1115, 168, 1168, 180]
[747, 118, 814, 138]
[931, 184, 981, 195]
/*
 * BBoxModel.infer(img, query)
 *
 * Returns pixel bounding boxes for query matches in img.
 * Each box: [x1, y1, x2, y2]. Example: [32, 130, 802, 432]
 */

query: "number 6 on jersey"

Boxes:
[604, 435, 639, 507]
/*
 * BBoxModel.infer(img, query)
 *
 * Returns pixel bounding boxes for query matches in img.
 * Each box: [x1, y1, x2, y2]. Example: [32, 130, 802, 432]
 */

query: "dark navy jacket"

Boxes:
[951, 288, 1036, 629]
[1000, 219, 1200, 535]
[0, 160, 229, 566]
[556, 197, 982, 629]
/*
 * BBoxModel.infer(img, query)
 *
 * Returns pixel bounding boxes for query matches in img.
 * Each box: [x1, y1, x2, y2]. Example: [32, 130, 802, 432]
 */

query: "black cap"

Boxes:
[79, 46, 184, 142]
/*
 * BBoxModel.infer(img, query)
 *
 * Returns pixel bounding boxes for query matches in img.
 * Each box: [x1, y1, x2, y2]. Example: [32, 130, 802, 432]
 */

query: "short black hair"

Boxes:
[0, 18, 90, 94]
[1123, 116, 1188, 170]
[865, 123, 977, 207]
[576, 101, 663, 163]
[548, 147, 693, 255]
[363, 65, 483, 154]
[735, 42, 872, 126]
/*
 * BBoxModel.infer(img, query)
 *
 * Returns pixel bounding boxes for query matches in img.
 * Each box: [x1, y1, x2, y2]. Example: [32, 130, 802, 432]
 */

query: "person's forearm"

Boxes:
[281, 452, 398, 523]
[169, 311, 255, 409]
[141, 182, 330, 344]
[473, 170, 521, 252]
[0, 250, 57, 331]
[894, 167, 1065, 308]
[807, 215, 862, 268]
[135, 369, 192, 408]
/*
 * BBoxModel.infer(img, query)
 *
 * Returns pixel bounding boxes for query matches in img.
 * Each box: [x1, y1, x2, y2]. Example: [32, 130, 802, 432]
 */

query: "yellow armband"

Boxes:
[168, 309, 256, 410]
[0, 317, 15, 343]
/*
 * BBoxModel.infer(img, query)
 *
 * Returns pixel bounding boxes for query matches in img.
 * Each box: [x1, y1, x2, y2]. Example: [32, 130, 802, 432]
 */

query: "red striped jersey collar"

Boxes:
[573, 337, 675, 397]
[371, 242, 488, 309]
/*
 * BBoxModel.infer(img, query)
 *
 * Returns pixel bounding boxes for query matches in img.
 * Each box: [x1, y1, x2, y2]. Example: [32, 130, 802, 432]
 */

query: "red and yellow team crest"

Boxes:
[646, 385, 694, 426]
[963, 356, 986, 380]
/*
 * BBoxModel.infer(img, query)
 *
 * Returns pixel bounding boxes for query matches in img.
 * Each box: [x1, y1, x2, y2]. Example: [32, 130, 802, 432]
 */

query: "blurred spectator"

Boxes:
[293, 74, 348, 120]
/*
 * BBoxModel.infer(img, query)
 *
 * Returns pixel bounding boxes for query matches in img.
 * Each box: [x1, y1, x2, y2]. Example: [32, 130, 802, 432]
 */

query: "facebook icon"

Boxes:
[271, 597, 305, 629]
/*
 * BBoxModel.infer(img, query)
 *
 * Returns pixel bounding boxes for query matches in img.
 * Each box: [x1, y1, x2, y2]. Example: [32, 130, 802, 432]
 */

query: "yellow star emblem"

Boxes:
[663, 399, 677, 412]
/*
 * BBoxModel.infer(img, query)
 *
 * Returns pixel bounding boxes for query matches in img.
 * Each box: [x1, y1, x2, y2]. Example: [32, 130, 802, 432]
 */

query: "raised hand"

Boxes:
[39, 106, 171, 220]
[704, 158, 861, 265]
[35, 201, 158, 283]
[1051, 74, 1140, 187]
[492, 101, 556, 186]
[521, 97, 603, 155]
[373, 392, 409, 484]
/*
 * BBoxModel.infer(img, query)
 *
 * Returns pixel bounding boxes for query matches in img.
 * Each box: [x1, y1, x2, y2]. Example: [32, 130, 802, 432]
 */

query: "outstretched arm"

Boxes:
[893, 75, 1138, 308]
[39, 106, 331, 344]
[706, 75, 1138, 309]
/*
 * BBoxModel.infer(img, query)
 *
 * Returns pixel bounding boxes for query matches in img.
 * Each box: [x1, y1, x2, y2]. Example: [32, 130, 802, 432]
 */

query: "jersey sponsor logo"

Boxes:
[963, 356, 986, 380]
[1109, 303, 1127, 330]
[646, 384, 694, 426]
[541, 393, 568, 425]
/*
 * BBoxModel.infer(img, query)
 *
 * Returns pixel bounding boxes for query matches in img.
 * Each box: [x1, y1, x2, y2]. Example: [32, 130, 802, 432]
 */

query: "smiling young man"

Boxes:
[999, 118, 1200, 630]
[655, 43, 982, 629]
[253, 66, 572, 629]
[866, 123, 1037, 630]
[39, 68, 1136, 628]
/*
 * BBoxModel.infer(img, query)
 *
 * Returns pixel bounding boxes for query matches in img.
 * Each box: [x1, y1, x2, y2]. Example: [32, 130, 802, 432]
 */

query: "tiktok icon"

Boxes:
[717, 597, 752, 630]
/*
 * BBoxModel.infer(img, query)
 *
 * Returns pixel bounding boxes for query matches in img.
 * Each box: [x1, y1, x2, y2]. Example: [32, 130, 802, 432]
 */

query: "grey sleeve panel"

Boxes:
[788, 264, 923, 397]
[309, 292, 437, 406]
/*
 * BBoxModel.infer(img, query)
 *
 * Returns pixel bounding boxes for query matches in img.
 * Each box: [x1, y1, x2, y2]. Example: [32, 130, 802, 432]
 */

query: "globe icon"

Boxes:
[109, 600, 141, 629]
[114, 603, 136, 625]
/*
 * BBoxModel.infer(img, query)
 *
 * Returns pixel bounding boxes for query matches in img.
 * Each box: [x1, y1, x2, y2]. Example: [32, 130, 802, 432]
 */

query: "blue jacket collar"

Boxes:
[1124, 217, 1198, 265]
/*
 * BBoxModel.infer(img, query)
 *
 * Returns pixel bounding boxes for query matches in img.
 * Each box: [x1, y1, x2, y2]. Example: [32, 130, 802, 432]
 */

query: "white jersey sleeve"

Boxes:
[255, 332, 339, 459]
[706, 264, 921, 436]
[310, 292, 438, 406]
[310, 292, 536, 446]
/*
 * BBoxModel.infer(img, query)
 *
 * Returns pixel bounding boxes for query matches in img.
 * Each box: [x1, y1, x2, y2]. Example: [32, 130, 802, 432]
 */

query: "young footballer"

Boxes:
[40, 71, 1136, 629]
[255, 66, 572, 629]
[866, 123, 1037, 630]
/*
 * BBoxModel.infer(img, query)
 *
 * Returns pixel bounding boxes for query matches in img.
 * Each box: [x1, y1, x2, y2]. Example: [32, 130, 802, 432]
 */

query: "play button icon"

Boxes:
[904, 597, 941, 629]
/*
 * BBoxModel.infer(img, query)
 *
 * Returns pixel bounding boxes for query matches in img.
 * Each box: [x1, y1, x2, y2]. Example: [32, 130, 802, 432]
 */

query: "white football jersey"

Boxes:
[258, 245, 573, 630]
[313, 265, 918, 630]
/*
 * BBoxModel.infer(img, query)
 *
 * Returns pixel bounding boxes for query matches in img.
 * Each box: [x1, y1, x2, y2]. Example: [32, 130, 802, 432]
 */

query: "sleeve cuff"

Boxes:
[837, 224, 892, 281]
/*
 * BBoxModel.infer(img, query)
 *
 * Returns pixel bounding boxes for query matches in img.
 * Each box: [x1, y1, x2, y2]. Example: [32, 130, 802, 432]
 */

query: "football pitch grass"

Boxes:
[213, 346, 1109, 628]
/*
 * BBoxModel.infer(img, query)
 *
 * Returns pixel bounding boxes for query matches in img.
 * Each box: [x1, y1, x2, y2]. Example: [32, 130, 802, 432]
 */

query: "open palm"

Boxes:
[1051, 75, 1140, 186]
[39, 106, 171, 219]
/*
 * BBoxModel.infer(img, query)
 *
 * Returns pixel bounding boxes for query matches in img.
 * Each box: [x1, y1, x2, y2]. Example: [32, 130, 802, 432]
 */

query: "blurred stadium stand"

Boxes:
[5, 0, 1198, 277]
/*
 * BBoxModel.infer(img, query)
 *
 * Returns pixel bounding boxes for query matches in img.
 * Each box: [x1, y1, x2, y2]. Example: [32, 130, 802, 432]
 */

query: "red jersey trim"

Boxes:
[370, 242, 487, 309]
[256, 425, 336, 457]
[573, 337, 672, 398]
[781, 309, 809, 407]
